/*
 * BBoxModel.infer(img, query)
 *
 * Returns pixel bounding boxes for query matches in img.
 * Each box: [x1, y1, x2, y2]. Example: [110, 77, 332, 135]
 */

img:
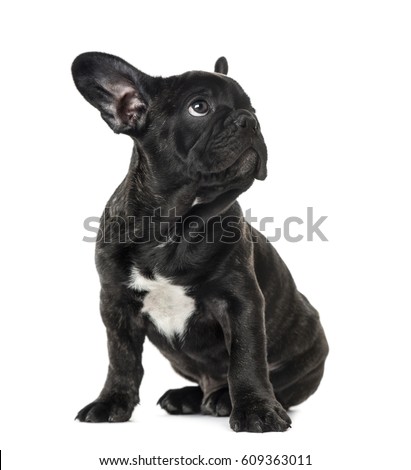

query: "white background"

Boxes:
[0, 1, 410, 469]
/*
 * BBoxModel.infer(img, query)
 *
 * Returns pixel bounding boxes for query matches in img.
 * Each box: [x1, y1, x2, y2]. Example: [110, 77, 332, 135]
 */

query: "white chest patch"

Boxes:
[128, 267, 195, 339]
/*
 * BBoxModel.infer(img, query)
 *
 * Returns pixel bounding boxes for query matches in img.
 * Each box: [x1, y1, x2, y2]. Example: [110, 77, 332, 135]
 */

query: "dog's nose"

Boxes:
[233, 111, 258, 131]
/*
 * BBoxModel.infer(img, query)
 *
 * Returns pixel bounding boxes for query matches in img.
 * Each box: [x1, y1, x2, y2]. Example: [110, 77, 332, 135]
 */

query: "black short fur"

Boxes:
[72, 52, 328, 432]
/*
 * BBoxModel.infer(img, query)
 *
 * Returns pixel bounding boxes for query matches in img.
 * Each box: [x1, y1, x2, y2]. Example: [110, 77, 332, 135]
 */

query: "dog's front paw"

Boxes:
[76, 395, 134, 423]
[230, 400, 291, 433]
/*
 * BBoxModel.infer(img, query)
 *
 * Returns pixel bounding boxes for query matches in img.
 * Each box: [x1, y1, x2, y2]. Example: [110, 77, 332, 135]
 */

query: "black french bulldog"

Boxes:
[72, 52, 328, 432]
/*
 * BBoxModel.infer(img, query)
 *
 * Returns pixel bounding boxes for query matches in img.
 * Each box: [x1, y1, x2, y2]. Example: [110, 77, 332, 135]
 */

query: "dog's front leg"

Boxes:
[76, 286, 145, 423]
[225, 283, 291, 432]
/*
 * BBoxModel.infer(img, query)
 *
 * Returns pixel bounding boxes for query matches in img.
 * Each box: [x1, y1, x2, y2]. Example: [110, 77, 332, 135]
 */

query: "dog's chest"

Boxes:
[128, 267, 195, 339]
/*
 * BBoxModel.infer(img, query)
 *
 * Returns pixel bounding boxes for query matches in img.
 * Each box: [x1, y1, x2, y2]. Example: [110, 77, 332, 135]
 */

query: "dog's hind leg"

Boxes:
[273, 360, 326, 410]
[269, 334, 328, 410]
[157, 386, 203, 414]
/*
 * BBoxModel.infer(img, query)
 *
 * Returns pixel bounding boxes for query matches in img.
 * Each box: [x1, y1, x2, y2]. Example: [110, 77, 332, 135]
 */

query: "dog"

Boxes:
[72, 52, 328, 432]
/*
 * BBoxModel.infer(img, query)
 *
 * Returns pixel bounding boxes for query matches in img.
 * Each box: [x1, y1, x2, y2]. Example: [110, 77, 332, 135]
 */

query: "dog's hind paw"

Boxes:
[201, 387, 232, 416]
[157, 386, 203, 414]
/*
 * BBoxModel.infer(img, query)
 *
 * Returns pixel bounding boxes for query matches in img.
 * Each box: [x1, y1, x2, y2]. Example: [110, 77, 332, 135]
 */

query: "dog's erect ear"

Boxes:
[72, 52, 153, 134]
[214, 57, 228, 75]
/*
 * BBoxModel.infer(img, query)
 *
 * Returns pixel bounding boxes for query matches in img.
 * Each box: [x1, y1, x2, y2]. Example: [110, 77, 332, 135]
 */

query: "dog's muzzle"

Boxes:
[224, 109, 268, 181]
[187, 108, 268, 185]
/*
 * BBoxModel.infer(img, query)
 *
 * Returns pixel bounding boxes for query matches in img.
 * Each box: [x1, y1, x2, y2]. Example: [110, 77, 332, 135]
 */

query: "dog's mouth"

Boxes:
[191, 147, 266, 206]
[196, 147, 265, 189]
[236, 147, 267, 181]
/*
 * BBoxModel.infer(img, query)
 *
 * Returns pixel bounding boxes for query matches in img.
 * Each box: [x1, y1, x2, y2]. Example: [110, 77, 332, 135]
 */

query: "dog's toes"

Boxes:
[76, 397, 133, 423]
[201, 388, 232, 416]
[230, 401, 291, 433]
[76, 402, 110, 422]
[157, 386, 203, 415]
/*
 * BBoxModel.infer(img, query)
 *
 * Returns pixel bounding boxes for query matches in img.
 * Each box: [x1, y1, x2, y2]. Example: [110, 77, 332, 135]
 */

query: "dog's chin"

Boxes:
[194, 148, 264, 205]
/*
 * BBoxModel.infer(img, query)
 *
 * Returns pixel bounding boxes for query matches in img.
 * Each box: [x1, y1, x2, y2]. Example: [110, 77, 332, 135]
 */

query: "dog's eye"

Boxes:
[188, 100, 210, 117]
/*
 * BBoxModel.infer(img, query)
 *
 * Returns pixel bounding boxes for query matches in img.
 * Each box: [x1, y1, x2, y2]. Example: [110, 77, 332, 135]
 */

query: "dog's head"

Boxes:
[72, 52, 267, 202]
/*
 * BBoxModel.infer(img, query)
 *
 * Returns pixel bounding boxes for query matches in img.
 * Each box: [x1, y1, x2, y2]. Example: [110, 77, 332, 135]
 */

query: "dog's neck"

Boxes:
[102, 144, 245, 249]
[127, 144, 196, 215]
[123, 144, 243, 223]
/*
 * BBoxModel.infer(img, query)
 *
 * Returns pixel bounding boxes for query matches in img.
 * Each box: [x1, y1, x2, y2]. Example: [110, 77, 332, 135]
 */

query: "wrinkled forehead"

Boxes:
[163, 71, 253, 109]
